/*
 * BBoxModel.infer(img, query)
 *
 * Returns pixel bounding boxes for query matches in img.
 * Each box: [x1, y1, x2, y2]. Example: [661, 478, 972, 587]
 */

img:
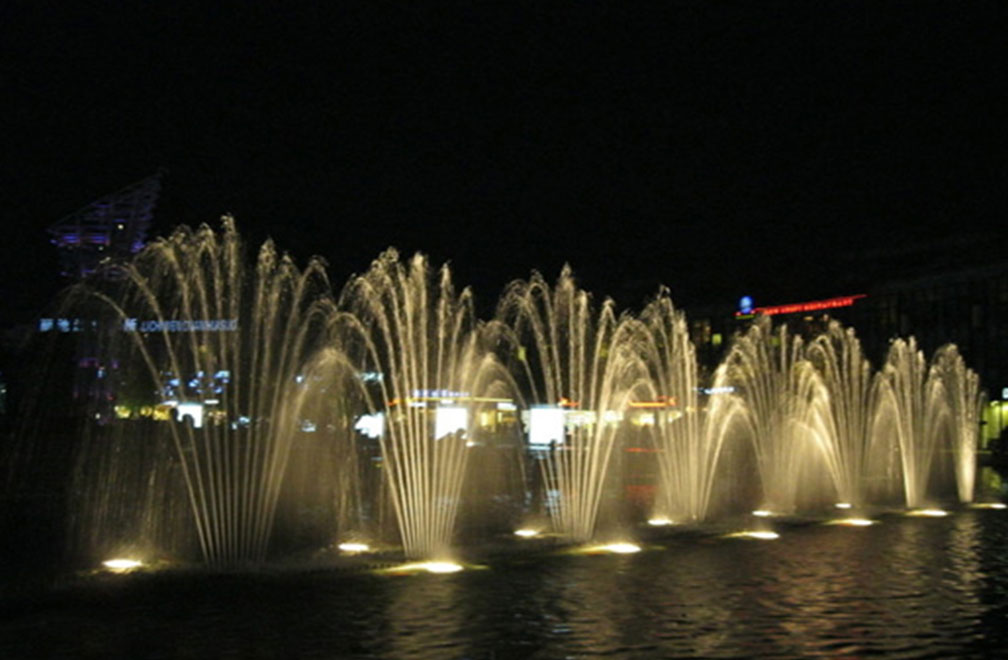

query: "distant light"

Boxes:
[727, 531, 780, 540]
[735, 294, 867, 318]
[337, 542, 370, 553]
[828, 518, 875, 527]
[699, 386, 736, 395]
[834, 502, 852, 510]
[972, 502, 1007, 510]
[752, 510, 774, 518]
[739, 295, 754, 314]
[908, 508, 948, 518]
[102, 558, 143, 571]
[647, 517, 675, 527]
[354, 412, 384, 439]
[514, 528, 539, 538]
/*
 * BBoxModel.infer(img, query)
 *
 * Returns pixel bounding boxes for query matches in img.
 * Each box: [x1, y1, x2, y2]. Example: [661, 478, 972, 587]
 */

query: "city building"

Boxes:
[687, 235, 1008, 447]
[47, 171, 162, 279]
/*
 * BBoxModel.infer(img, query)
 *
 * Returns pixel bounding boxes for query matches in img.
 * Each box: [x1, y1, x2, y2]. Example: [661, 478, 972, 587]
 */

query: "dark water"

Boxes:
[3, 511, 1008, 659]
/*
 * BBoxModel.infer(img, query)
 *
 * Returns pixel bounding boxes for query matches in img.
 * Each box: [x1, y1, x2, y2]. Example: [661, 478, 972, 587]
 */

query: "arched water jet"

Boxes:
[724, 317, 831, 513]
[334, 250, 506, 559]
[496, 266, 640, 542]
[634, 292, 741, 523]
[69, 218, 337, 566]
[875, 338, 946, 509]
[932, 344, 982, 504]
[805, 322, 879, 508]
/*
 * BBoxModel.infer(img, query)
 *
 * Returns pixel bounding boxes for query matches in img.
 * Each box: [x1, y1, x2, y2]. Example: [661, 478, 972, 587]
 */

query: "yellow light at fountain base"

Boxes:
[827, 518, 875, 527]
[647, 517, 675, 527]
[102, 558, 143, 571]
[727, 531, 780, 540]
[599, 542, 641, 554]
[834, 502, 852, 510]
[338, 542, 370, 553]
[908, 508, 948, 517]
[752, 510, 774, 518]
[514, 528, 540, 538]
[972, 502, 1007, 510]
[416, 561, 463, 574]
[381, 560, 465, 575]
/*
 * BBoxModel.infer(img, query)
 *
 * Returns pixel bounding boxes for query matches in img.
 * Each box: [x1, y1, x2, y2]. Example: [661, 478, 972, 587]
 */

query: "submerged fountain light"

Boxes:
[752, 510, 774, 518]
[972, 502, 1007, 510]
[647, 517, 675, 527]
[827, 518, 875, 527]
[337, 542, 371, 553]
[908, 508, 949, 517]
[418, 561, 464, 574]
[834, 502, 853, 510]
[727, 531, 780, 540]
[380, 560, 466, 575]
[514, 528, 540, 538]
[599, 542, 642, 554]
[102, 558, 143, 572]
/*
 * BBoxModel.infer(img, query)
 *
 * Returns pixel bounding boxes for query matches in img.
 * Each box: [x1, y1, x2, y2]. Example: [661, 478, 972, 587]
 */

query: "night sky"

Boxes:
[2, 3, 1004, 323]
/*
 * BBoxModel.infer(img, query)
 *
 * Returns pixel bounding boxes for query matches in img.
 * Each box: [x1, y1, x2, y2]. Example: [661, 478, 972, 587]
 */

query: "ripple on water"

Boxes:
[2, 512, 1008, 658]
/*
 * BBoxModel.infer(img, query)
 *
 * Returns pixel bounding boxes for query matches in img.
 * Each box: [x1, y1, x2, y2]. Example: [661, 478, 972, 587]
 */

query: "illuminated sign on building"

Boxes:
[37, 318, 239, 333]
[735, 294, 867, 318]
[124, 318, 238, 332]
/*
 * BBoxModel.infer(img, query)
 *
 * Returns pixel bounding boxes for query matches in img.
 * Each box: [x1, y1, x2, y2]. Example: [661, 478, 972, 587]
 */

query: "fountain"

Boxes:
[932, 345, 983, 504]
[5, 221, 993, 572]
[66, 218, 340, 566]
[722, 317, 831, 513]
[805, 321, 879, 508]
[333, 249, 508, 559]
[874, 338, 946, 510]
[495, 266, 641, 542]
[634, 291, 741, 523]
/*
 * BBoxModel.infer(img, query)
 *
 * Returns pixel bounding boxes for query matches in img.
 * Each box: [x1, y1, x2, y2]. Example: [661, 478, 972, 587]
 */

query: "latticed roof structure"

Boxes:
[47, 171, 163, 279]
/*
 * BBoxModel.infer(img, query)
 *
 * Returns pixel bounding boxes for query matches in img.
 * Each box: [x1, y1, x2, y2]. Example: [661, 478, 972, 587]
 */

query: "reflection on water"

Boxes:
[3, 511, 1008, 658]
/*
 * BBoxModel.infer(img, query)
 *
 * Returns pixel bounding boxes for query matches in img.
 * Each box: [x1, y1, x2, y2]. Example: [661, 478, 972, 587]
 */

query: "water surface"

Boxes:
[3, 510, 1006, 658]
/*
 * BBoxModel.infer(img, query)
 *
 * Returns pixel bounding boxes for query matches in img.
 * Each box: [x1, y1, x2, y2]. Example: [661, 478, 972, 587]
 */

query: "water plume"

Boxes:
[724, 317, 829, 513]
[496, 266, 639, 542]
[875, 338, 945, 509]
[334, 250, 505, 559]
[805, 322, 878, 508]
[70, 218, 336, 566]
[932, 345, 982, 504]
[635, 292, 741, 522]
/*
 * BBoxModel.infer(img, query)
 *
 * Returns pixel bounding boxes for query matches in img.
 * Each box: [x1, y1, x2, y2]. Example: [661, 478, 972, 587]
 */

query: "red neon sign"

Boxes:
[736, 294, 867, 317]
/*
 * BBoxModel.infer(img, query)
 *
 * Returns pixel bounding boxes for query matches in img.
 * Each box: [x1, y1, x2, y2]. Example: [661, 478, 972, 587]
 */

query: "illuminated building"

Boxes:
[687, 236, 1008, 448]
[34, 174, 163, 419]
[377, 390, 520, 445]
[47, 171, 162, 280]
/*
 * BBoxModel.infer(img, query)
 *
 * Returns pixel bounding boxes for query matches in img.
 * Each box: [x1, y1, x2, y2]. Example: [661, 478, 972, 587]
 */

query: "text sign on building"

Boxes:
[123, 318, 238, 332]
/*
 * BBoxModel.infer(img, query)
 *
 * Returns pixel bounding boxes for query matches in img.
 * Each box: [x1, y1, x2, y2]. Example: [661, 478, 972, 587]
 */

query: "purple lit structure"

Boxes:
[47, 171, 162, 279]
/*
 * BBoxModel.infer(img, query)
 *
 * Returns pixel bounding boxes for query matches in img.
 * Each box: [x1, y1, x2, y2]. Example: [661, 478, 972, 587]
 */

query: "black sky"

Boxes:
[2, 2, 1004, 322]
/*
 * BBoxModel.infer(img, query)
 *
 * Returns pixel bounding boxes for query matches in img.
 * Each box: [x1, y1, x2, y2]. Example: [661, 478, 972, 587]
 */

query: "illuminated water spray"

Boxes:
[635, 292, 740, 523]
[806, 322, 878, 508]
[72, 218, 338, 566]
[335, 250, 506, 559]
[932, 345, 982, 504]
[724, 317, 828, 513]
[875, 338, 945, 509]
[496, 266, 638, 542]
